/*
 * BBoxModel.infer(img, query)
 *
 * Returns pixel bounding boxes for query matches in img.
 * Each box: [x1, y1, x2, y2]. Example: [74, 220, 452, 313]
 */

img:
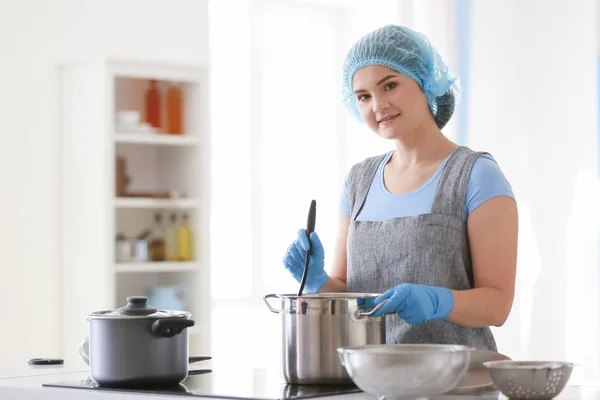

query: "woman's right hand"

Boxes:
[283, 229, 329, 293]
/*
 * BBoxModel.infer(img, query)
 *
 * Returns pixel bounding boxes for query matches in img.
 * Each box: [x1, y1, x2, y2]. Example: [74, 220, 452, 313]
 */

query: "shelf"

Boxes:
[115, 262, 200, 273]
[114, 132, 200, 146]
[114, 197, 200, 209]
[107, 58, 209, 82]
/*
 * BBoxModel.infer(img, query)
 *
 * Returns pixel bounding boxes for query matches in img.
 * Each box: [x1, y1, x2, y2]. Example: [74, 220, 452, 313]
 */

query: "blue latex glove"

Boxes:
[283, 229, 328, 293]
[367, 283, 455, 324]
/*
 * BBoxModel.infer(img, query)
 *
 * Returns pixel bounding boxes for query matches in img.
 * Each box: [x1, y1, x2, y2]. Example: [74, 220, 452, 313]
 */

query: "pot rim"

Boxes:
[88, 310, 192, 320]
[272, 293, 381, 299]
[338, 343, 472, 354]
[482, 360, 575, 370]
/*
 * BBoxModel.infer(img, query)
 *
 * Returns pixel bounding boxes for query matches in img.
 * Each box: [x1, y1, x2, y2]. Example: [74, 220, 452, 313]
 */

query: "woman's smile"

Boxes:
[378, 113, 401, 126]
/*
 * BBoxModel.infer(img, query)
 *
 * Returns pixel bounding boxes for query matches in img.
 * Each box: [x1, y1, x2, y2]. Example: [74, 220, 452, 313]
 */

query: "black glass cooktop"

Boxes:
[42, 368, 361, 400]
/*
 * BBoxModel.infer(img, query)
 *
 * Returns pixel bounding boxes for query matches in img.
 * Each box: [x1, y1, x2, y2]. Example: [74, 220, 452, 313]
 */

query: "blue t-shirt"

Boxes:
[340, 150, 515, 221]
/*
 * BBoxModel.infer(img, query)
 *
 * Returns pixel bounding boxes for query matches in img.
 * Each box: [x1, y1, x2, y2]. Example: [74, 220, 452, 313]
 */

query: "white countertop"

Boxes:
[1, 358, 599, 400]
[3, 384, 600, 400]
[0, 357, 362, 400]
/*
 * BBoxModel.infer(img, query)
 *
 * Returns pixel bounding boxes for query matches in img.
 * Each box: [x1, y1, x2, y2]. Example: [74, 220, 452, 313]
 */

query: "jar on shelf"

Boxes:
[115, 233, 132, 263]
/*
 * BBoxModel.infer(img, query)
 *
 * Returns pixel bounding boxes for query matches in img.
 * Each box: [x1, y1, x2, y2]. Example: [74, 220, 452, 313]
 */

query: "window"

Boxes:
[252, 2, 342, 294]
[208, 0, 403, 368]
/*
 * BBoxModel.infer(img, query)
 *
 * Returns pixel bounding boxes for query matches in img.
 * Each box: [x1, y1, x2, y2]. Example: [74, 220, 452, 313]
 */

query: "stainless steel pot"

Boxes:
[83, 296, 196, 387]
[263, 293, 386, 384]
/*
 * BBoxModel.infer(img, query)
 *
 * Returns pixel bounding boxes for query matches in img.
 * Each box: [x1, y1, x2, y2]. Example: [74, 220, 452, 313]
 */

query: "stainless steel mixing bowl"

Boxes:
[337, 344, 471, 398]
[483, 360, 574, 399]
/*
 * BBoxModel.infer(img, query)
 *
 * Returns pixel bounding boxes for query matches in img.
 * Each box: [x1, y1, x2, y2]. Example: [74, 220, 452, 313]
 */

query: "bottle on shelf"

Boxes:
[145, 79, 161, 131]
[177, 213, 194, 261]
[165, 213, 179, 262]
[166, 82, 183, 135]
[149, 212, 165, 262]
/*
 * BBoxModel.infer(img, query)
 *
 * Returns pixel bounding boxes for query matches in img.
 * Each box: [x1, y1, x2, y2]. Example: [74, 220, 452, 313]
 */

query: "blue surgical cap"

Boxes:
[342, 24, 460, 129]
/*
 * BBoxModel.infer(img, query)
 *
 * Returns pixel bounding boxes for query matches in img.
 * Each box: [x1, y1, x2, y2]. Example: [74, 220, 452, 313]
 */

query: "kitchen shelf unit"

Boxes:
[115, 262, 201, 274]
[114, 132, 201, 146]
[60, 58, 211, 360]
[114, 197, 202, 209]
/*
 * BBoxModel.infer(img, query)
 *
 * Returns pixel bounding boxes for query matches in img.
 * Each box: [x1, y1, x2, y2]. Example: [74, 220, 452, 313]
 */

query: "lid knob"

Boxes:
[118, 296, 157, 316]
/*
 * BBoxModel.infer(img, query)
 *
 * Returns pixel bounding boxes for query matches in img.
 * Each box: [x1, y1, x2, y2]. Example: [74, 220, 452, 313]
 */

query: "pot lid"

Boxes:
[88, 296, 190, 319]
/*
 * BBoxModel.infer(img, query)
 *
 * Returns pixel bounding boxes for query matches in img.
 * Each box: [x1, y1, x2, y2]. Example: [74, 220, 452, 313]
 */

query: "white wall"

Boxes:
[467, 0, 599, 383]
[0, 0, 208, 363]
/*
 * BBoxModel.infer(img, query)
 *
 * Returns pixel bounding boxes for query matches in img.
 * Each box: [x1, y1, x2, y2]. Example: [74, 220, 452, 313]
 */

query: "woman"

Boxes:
[282, 24, 518, 351]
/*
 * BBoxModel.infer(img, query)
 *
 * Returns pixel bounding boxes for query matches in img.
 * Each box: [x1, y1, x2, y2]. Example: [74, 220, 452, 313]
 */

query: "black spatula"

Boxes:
[297, 199, 317, 296]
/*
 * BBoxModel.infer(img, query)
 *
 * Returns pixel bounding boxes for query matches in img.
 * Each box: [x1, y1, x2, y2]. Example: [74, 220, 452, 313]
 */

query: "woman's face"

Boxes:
[352, 65, 430, 139]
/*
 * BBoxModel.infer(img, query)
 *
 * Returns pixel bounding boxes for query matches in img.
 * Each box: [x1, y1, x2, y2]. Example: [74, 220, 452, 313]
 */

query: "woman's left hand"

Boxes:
[368, 283, 455, 324]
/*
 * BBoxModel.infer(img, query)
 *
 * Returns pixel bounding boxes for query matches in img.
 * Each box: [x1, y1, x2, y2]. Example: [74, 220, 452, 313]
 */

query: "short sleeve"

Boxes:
[340, 173, 351, 216]
[464, 154, 515, 219]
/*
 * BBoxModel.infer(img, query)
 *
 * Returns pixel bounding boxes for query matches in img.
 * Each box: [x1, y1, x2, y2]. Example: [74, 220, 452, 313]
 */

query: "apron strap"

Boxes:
[431, 146, 486, 218]
[348, 153, 388, 221]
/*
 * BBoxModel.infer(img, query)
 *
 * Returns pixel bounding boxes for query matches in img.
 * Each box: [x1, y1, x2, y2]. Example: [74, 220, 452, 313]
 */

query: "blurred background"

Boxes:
[0, 0, 599, 387]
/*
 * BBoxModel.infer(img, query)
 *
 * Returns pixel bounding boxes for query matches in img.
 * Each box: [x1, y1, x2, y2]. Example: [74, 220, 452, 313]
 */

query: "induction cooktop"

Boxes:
[42, 368, 361, 400]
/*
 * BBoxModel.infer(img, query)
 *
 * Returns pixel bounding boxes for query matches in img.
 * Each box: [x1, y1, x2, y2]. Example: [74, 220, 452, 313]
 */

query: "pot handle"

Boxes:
[263, 294, 279, 314]
[151, 318, 195, 338]
[189, 356, 212, 363]
[350, 299, 390, 322]
[79, 336, 90, 366]
[336, 348, 346, 367]
[356, 300, 387, 318]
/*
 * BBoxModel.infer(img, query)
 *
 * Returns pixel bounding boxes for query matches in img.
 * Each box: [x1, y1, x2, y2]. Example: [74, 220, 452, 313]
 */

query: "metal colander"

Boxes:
[483, 360, 574, 399]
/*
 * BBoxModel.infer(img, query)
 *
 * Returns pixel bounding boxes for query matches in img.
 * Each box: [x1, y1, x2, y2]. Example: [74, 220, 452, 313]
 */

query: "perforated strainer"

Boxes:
[483, 360, 574, 399]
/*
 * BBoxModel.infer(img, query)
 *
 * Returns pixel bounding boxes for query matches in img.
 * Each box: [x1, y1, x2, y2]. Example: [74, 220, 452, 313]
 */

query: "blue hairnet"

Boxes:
[341, 24, 460, 129]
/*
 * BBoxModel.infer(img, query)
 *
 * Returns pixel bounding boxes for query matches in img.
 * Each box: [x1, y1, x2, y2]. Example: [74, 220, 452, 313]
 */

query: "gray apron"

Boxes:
[346, 146, 497, 351]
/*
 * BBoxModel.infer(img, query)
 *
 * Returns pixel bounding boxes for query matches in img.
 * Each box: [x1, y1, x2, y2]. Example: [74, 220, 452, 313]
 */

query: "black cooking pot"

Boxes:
[81, 296, 200, 387]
